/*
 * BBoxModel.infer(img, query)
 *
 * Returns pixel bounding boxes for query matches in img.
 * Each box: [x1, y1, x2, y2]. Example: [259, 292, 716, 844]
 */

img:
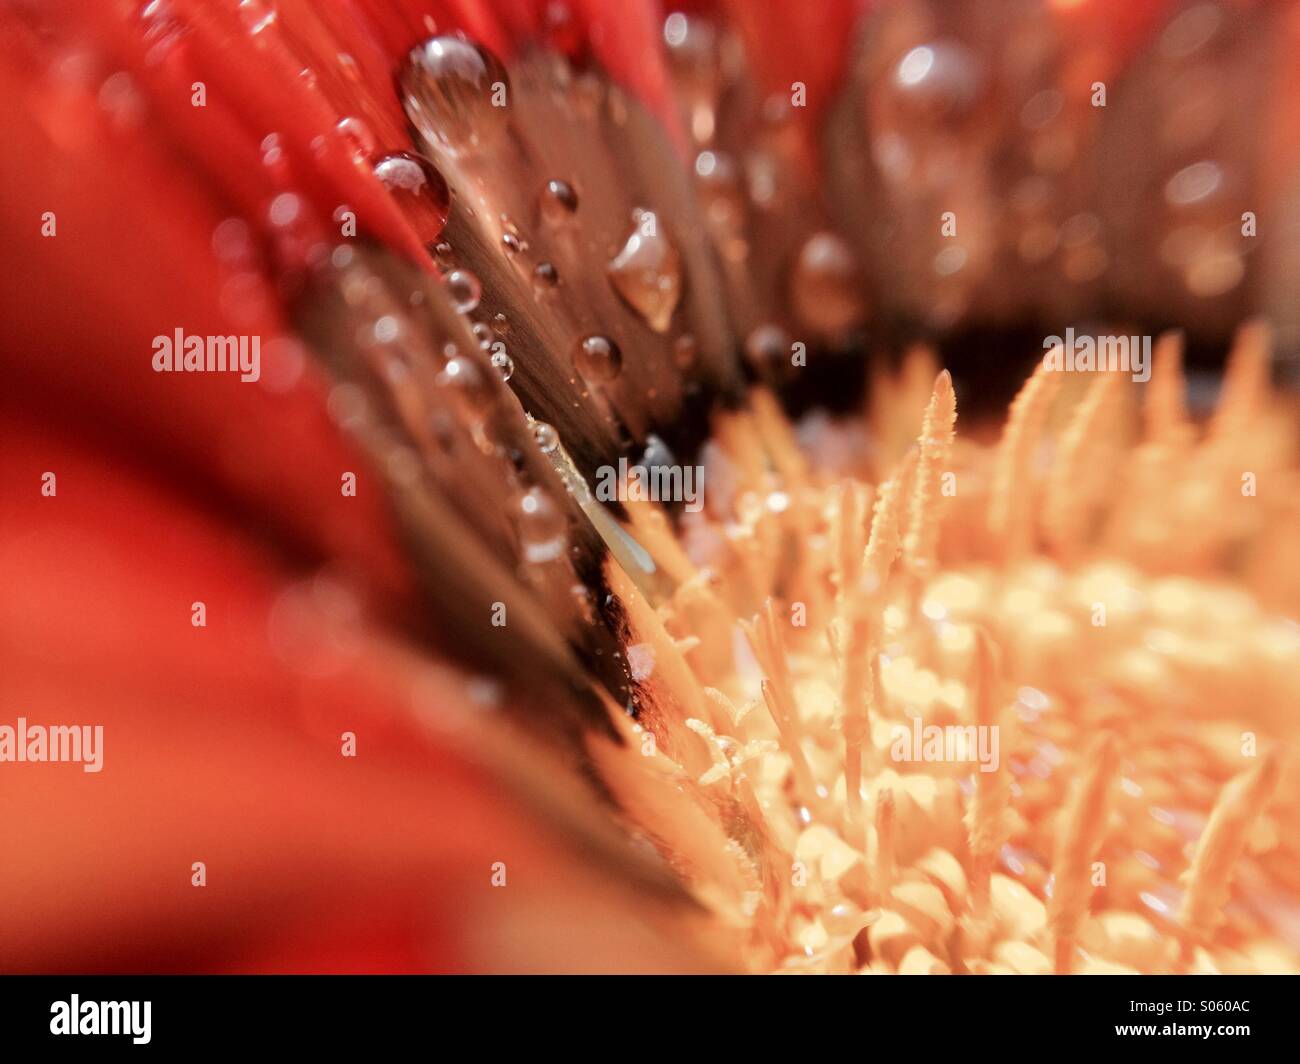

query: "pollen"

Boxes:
[587, 324, 1300, 974]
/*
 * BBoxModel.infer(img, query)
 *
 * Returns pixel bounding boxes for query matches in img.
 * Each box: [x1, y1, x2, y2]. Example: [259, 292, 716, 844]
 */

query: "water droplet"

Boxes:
[694, 150, 745, 231]
[490, 350, 514, 381]
[892, 41, 984, 118]
[516, 487, 567, 563]
[260, 132, 289, 183]
[335, 115, 376, 162]
[532, 421, 559, 453]
[607, 211, 681, 333]
[673, 334, 697, 368]
[445, 269, 481, 313]
[789, 231, 865, 336]
[502, 231, 523, 254]
[267, 191, 302, 229]
[532, 262, 559, 290]
[212, 217, 255, 266]
[573, 335, 623, 384]
[541, 179, 579, 223]
[337, 52, 361, 82]
[1164, 160, 1223, 207]
[437, 355, 493, 415]
[662, 13, 722, 144]
[744, 323, 789, 372]
[371, 151, 449, 244]
[399, 35, 509, 156]
[239, 0, 277, 36]
[541, 1, 583, 56]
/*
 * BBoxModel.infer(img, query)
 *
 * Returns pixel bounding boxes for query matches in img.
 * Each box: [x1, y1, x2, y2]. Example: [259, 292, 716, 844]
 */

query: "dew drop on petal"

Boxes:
[334, 116, 376, 164]
[541, 178, 579, 223]
[437, 354, 492, 414]
[744, 323, 790, 373]
[516, 486, 567, 563]
[490, 349, 514, 381]
[445, 268, 481, 313]
[533, 261, 559, 291]
[532, 420, 559, 453]
[607, 211, 681, 332]
[573, 334, 623, 384]
[399, 35, 510, 156]
[789, 231, 865, 336]
[891, 41, 984, 119]
[371, 151, 449, 244]
[674, 333, 697, 368]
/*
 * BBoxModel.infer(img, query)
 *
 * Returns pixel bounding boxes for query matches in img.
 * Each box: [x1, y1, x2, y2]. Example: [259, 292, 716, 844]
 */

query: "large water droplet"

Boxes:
[789, 231, 865, 337]
[573, 335, 623, 384]
[445, 269, 481, 313]
[607, 211, 681, 333]
[372, 151, 449, 244]
[490, 349, 514, 381]
[399, 35, 509, 156]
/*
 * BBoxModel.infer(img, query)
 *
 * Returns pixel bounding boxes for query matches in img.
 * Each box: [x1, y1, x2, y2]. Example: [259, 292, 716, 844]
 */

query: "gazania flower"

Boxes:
[1, 0, 1297, 975]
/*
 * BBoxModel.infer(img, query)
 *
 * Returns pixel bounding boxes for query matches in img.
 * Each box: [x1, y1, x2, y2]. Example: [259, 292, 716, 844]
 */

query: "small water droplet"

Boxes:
[516, 486, 567, 563]
[445, 268, 481, 313]
[372, 151, 449, 244]
[789, 231, 865, 337]
[337, 52, 362, 83]
[541, 178, 579, 223]
[694, 150, 745, 234]
[267, 191, 302, 229]
[744, 323, 789, 372]
[502, 231, 523, 254]
[239, 0, 277, 36]
[532, 421, 559, 453]
[532, 262, 559, 290]
[673, 334, 697, 368]
[212, 217, 255, 266]
[399, 35, 509, 156]
[607, 211, 681, 333]
[260, 132, 289, 182]
[335, 115, 376, 162]
[1164, 160, 1223, 207]
[490, 350, 514, 381]
[437, 354, 493, 415]
[891, 41, 984, 118]
[573, 335, 623, 384]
